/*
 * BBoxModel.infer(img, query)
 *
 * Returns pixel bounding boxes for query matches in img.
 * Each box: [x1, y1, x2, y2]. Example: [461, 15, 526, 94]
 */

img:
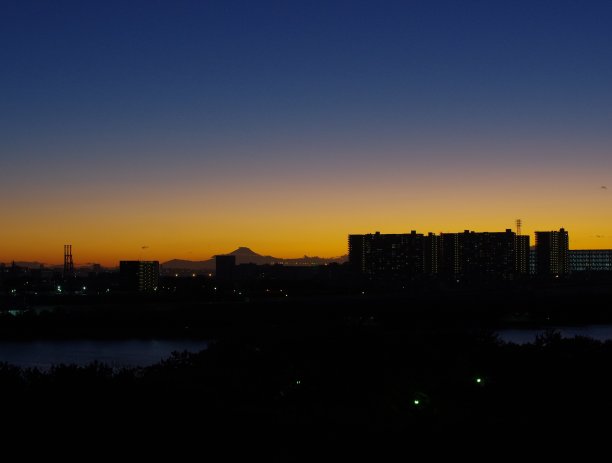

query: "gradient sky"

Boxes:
[2, 0, 611, 265]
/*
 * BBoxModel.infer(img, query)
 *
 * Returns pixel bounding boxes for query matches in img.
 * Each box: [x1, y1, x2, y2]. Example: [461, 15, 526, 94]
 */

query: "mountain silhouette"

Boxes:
[229, 247, 264, 257]
[222, 247, 280, 265]
[162, 247, 347, 270]
[9, 261, 46, 269]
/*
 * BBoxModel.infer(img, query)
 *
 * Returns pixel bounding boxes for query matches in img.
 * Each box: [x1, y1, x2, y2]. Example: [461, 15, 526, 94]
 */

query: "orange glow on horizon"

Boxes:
[2, 197, 610, 267]
[2, 148, 611, 266]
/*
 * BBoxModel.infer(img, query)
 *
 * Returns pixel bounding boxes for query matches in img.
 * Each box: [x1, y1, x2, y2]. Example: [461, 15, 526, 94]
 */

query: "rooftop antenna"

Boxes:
[516, 219, 522, 236]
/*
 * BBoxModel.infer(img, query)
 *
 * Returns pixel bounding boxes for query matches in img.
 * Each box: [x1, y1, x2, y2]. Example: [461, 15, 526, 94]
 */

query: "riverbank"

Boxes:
[2, 283, 612, 341]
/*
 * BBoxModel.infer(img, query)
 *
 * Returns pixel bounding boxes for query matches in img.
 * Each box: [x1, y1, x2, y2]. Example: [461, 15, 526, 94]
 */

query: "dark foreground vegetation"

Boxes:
[2, 328, 612, 452]
[2, 284, 612, 455]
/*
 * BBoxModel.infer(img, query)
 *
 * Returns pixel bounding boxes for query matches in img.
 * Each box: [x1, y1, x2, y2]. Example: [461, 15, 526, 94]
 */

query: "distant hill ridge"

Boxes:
[162, 247, 347, 270]
[8, 261, 46, 269]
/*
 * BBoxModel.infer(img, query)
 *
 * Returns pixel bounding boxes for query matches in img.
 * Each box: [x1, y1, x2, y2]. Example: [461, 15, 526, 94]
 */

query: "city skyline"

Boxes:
[2, 1, 611, 265]
[2, 225, 609, 268]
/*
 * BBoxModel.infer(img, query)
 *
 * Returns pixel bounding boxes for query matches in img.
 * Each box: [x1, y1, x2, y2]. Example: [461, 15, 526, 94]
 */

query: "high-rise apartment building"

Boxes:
[349, 228, 529, 279]
[515, 235, 531, 275]
[535, 228, 569, 276]
[438, 229, 526, 279]
[119, 261, 160, 292]
[348, 231, 426, 277]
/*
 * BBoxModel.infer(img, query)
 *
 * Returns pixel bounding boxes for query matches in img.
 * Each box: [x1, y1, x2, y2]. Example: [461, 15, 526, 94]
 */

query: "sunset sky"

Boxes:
[1, 0, 611, 266]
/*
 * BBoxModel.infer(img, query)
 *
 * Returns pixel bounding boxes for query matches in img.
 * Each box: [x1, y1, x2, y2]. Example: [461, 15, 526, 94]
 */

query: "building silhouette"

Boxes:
[569, 249, 612, 272]
[349, 228, 529, 279]
[347, 235, 366, 274]
[424, 232, 439, 275]
[119, 261, 159, 292]
[439, 230, 505, 277]
[348, 231, 426, 277]
[438, 229, 529, 279]
[215, 255, 236, 283]
[535, 228, 569, 276]
[515, 235, 530, 275]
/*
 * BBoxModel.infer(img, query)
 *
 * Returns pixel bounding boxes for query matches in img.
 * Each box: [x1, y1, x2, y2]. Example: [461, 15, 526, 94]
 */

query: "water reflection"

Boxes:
[0, 339, 208, 369]
[497, 325, 612, 344]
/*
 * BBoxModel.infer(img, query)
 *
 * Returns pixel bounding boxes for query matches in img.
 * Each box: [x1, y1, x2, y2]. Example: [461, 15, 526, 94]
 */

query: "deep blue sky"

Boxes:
[2, 0, 612, 262]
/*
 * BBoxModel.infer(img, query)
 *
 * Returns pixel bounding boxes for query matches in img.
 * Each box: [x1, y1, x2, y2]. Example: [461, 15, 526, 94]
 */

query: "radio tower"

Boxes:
[64, 244, 74, 276]
[516, 219, 522, 236]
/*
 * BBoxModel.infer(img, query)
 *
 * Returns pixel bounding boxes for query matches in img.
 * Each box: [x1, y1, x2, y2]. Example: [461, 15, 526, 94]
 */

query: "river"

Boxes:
[2, 326, 612, 369]
[496, 325, 612, 344]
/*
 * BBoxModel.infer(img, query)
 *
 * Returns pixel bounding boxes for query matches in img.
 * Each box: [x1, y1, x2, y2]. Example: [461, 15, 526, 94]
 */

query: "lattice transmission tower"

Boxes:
[64, 244, 74, 276]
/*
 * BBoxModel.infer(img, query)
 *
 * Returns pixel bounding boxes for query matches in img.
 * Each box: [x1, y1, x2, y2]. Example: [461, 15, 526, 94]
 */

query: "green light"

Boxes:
[413, 400, 420, 405]
[476, 378, 482, 384]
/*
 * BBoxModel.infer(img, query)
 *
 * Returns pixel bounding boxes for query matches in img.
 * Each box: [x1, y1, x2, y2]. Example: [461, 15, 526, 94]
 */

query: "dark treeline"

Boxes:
[2, 283, 612, 454]
[2, 328, 611, 452]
